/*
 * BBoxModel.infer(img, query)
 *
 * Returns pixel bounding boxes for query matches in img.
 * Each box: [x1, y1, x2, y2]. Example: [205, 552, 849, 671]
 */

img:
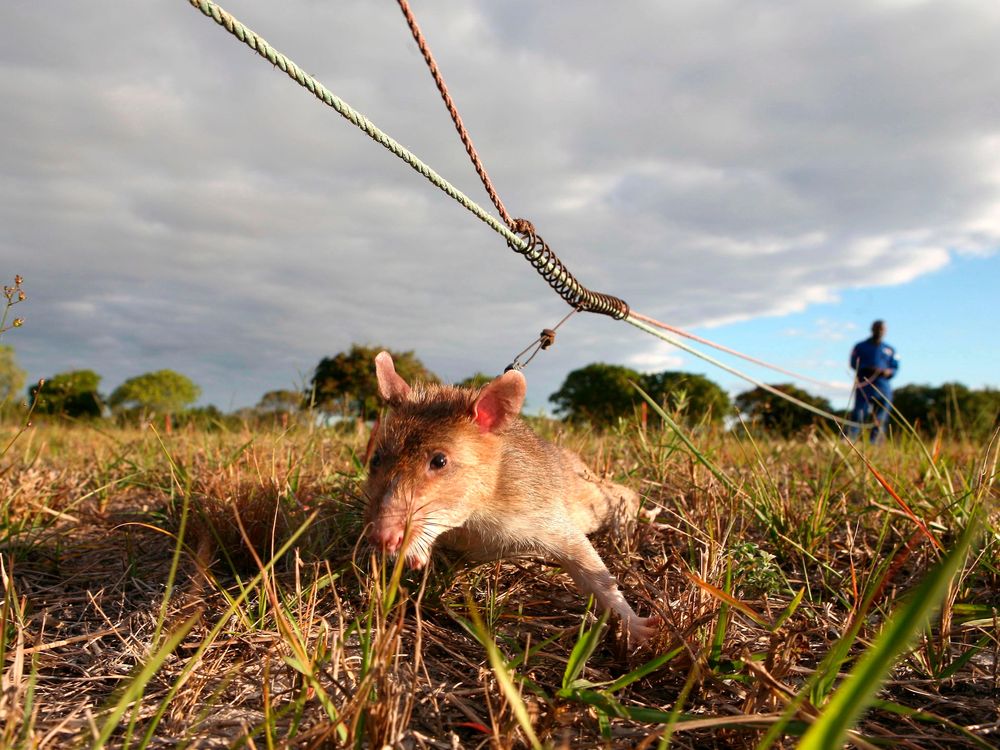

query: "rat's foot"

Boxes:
[624, 614, 662, 644]
[638, 506, 660, 523]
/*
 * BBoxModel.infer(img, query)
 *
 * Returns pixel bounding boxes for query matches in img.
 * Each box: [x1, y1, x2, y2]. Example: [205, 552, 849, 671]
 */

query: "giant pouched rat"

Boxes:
[364, 351, 658, 642]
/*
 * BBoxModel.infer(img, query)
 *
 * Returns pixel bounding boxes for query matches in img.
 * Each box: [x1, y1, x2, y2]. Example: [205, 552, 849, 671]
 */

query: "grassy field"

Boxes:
[0, 415, 997, 748]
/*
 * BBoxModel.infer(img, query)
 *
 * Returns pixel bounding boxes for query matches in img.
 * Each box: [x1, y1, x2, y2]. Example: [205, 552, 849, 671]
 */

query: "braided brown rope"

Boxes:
[396, 0, 515, 229]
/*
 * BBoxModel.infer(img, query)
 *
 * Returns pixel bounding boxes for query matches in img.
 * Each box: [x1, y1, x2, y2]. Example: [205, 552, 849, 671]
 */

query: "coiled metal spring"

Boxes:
[508, 220, 629, 320]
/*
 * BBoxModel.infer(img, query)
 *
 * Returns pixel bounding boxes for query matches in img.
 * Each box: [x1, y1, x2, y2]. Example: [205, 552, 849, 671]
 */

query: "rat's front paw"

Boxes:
[625, 614, 661, 644]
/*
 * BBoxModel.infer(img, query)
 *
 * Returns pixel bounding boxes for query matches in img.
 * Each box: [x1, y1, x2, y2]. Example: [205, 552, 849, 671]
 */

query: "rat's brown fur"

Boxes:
[364, 352, 657, 642]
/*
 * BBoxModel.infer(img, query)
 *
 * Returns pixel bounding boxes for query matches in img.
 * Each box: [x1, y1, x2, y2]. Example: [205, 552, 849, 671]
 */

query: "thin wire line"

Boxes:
[627, 315, 862, 428]
[507, 309, 578, 371]
[630, 311, 850, 392]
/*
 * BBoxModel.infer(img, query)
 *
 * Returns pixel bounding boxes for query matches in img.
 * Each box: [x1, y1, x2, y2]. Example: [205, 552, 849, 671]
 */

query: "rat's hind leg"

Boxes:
[561, 449, 648, 532]
[554, 533, 658, 643]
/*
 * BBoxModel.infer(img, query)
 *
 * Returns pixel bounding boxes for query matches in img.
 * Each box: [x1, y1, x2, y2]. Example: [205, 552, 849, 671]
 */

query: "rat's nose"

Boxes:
[372, 524, 404, 553]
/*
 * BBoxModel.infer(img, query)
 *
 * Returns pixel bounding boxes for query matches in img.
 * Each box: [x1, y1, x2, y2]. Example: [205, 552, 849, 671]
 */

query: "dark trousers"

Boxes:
[849, 386, 891, 443]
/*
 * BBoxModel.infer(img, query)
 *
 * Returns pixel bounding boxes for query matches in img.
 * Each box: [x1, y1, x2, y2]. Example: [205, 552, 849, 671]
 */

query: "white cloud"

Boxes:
[782, 319, 857, 342]
[626, 349, 685, 374]
[2, 0, 998, 408]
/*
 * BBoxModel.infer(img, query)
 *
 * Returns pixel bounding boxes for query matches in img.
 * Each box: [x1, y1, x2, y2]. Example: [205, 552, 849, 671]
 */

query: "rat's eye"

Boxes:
[429, 452, 448, 470]
[370, 450, 382, 468]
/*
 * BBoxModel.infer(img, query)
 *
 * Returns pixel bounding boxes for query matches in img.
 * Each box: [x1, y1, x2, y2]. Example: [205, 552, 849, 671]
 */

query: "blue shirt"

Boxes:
[850, 338, 899, 395]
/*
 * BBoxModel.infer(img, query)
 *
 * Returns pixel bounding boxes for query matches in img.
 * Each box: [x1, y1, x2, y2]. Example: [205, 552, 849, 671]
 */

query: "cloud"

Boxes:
[783, 319, 858, 343]
[2, 1, 998, 409]
[626, 349, 685, 374]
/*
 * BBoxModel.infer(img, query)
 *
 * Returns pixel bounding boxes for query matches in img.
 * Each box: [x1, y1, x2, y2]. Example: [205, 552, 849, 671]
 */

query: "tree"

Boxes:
[255, 389, 305, 428]
[309, 344, 438, 418]
[735, 384, 834, 437]
[642, 371, 731, 426]
[456, 372, 494, 390]
[550, 363, 644, 427]
[109, 370, 201, 416]
[176, 404, 232, 431]
[0, 344, 26, 406]
[256, 389, 304, 414]
[892, 383, 936, 429]
[30, 369, 104, 418]
[550, 363, 731, 429]
[895, 383, 1000, 440]
[947, 385, 999, 440]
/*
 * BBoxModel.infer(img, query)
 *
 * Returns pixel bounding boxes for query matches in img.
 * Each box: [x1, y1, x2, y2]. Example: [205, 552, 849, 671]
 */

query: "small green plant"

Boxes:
[729, 540, 784, 596]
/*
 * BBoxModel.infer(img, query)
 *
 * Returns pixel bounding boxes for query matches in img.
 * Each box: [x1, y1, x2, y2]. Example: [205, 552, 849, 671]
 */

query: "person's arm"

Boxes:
[884, 349, 899, 379]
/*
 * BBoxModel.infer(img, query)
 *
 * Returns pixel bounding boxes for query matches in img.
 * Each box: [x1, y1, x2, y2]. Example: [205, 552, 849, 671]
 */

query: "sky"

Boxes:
[2, 0, 998, 414]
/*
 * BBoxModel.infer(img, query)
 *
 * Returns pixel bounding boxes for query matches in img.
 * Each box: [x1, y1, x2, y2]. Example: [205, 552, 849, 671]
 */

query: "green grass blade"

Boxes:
[136, 512, 323, 747]
[463, 593, 542, 750]
[604, 645, 685, 693]
[709, 564, 732, 666]
[771, 587, 805, 632]
[868, 699, 996, 750]
[631, 382, 738, 493]
[92, 613, 200, 749]
[798, 510, 982, 749]
[561, 607, 608, 691]
[15, 654, 39, 748]
[935, 631, 992, 681]
[563, 687, 675, 723]
[506, 630, 563, 672]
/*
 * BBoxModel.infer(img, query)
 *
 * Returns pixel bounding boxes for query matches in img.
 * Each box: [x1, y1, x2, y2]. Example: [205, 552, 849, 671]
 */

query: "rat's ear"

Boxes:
[472, 370, 526, 432]
[375, 351, 411, 404]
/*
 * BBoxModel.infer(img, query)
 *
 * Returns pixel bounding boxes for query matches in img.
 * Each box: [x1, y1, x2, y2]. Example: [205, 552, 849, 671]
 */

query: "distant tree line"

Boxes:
[1, 342, 996, 440]
[21, 367, 203, 424]
[894, 383, 1000, 440]
[734, 384, 836, 437]
[551, 368, 998, 440]
[549, 363, 731, 428]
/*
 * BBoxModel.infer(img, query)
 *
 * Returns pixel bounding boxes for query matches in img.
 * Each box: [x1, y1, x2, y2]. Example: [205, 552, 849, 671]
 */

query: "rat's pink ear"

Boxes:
[375, 351, 411, 404]
[472, 370, 526, 432]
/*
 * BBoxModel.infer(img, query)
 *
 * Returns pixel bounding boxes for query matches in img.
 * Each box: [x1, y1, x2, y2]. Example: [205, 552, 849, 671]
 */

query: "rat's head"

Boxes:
[363, 351, 526, 568]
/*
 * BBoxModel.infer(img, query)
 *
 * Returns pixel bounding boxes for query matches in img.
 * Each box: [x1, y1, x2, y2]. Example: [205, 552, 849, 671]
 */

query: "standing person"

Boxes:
[848, 320, 899, 442]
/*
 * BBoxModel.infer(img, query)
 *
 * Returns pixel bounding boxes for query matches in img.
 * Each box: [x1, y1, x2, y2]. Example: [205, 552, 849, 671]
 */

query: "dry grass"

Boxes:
[0, 417, 997, 748]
